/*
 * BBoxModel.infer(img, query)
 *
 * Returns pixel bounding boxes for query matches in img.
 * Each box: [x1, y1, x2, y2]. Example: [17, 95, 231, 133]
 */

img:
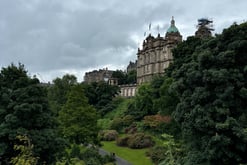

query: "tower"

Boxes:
[165, 16, 182, 44]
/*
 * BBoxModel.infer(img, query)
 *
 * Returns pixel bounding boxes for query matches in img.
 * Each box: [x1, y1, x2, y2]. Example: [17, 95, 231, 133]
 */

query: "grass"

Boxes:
[101, 141, 153, 165]
[104, 98, 133, 119]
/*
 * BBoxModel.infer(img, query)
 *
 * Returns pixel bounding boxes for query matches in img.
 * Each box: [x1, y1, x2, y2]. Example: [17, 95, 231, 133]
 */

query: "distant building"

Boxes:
[84, 68, 113, 83]
[137, 17, 182, 84]
[127, 61, 137, 73]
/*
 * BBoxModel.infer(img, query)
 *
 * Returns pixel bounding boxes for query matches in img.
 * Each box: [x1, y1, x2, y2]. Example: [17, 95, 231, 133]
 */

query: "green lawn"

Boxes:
[101, 141, 153, 165]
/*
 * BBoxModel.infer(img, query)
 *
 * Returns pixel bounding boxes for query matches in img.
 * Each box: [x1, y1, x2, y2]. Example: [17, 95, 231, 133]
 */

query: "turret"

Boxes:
[165, 16, 182, 44]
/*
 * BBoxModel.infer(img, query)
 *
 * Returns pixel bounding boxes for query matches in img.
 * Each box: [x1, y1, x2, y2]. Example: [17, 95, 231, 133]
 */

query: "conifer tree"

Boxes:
[58, 84, 99, 144]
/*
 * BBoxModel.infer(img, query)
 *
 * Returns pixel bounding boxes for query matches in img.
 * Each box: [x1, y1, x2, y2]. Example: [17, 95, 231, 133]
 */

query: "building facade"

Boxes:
[137, 17, 182, 84]
[84, 68, 113, 83]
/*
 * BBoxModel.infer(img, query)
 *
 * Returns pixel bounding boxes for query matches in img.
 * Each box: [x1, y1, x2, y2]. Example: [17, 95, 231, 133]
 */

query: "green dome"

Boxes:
[167, 17, 179, 33]
[167, 25, 179, 33]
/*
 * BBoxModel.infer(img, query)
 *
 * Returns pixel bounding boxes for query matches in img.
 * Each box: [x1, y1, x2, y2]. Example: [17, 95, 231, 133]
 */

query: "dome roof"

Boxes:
[167, 26, 179, 33]
[167, 16, 179, 33]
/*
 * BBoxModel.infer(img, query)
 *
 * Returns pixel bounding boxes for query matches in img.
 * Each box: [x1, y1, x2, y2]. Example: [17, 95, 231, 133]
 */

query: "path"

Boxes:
[99, 148, 132, 165]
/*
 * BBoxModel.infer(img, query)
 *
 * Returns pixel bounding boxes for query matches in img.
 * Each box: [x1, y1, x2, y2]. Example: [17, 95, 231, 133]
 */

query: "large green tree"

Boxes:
[111, 69, 137, 85]
[126, 70, 137, 84]
[82, 82, 119, 115]
[0, 63, 64, 164]
[48, 74, 77, 116]
[125, 83, 154, 120]
[111, 70, 126, 85]
[58, 84, 99, 144]
[171, 23, 247, 164]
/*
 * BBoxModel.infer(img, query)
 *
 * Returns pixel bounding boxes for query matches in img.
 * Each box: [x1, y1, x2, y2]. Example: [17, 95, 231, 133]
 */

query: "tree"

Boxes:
[125, 83, 154, 120]
[171, 23, 247, 164]
[58, 84, 99, 144]
[0, 63, 65, 164]
[47, 74, 77, 116]
[82, 82, 119, 115]
[126, 70, 137, 84]
[154, 77, 179, 116]
[111, 69, 137, 84]
[111, 70, 126, 85]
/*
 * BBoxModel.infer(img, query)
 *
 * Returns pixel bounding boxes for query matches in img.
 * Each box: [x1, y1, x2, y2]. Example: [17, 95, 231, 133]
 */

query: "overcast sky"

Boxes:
[0, 0, 246, 82]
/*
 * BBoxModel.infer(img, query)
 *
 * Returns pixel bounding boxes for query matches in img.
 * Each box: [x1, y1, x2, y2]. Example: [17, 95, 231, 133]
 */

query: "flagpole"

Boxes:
[149, 22, 151, 34]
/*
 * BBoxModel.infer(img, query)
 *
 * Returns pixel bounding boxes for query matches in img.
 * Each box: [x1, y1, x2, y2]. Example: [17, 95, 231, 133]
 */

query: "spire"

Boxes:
[171, 16, 175, 26]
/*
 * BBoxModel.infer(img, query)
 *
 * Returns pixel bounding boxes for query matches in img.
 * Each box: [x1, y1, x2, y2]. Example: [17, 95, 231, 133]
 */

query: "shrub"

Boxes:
[116, 133, 154, 149]
[110, 115, 134, 132]
[143, 115, 171, 128]
[142, 115, 181, 137]
[127, 133, 155, 149]
[124, 123, 137, 134]
[110, 118, 123, 132]
[99, 130, 118, 141]
[116, 136, 130, 147]
[146, 146, 167, 164]
[158, 134, 185, 165]
[70, 144, 81, 158]
[122, 115, 134, 126]
[97, 119, 112, 130]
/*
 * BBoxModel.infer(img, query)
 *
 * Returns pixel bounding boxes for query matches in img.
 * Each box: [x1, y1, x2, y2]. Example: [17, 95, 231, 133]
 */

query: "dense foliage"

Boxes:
[10, 135, 38, 165]
[0, 64, 64, 164]
[47, 74, 77, 116]
[116, 133, 154, 149]
[111, 70, 137, 85]
[98, 130, 118, 141]
[170, 23, 247, 164]
[82, 82, 119, 115]
[58, 84, 99, 144]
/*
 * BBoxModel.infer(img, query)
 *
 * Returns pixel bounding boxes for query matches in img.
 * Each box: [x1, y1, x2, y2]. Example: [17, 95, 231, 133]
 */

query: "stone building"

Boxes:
[127, 61, 137, 73]
[137, 17, 182, 84]
[84, 68, 113, 83]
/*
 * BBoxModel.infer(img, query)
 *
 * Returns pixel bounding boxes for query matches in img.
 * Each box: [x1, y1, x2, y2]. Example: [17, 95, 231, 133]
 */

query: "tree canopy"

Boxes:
[0, 63, 64, 164]
[58, 84, 99, 144]
[82, 82, 119, 115]
[47, 74, 77, 116]
[170, 23, 247, 164]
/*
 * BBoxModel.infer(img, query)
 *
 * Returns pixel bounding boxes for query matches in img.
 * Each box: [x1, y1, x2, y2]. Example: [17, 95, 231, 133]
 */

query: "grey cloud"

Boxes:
[0, 0, 246, 82]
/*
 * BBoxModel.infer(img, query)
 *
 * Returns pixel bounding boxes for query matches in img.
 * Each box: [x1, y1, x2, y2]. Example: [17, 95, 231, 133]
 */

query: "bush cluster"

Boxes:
[146, 146, 167, 164]
[116, 133, 154, 149]
[110, 115, 134, 132]
[116, 136, 129, 147]
[99, 130, 118, 141]
[124, 123, 137, 134]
